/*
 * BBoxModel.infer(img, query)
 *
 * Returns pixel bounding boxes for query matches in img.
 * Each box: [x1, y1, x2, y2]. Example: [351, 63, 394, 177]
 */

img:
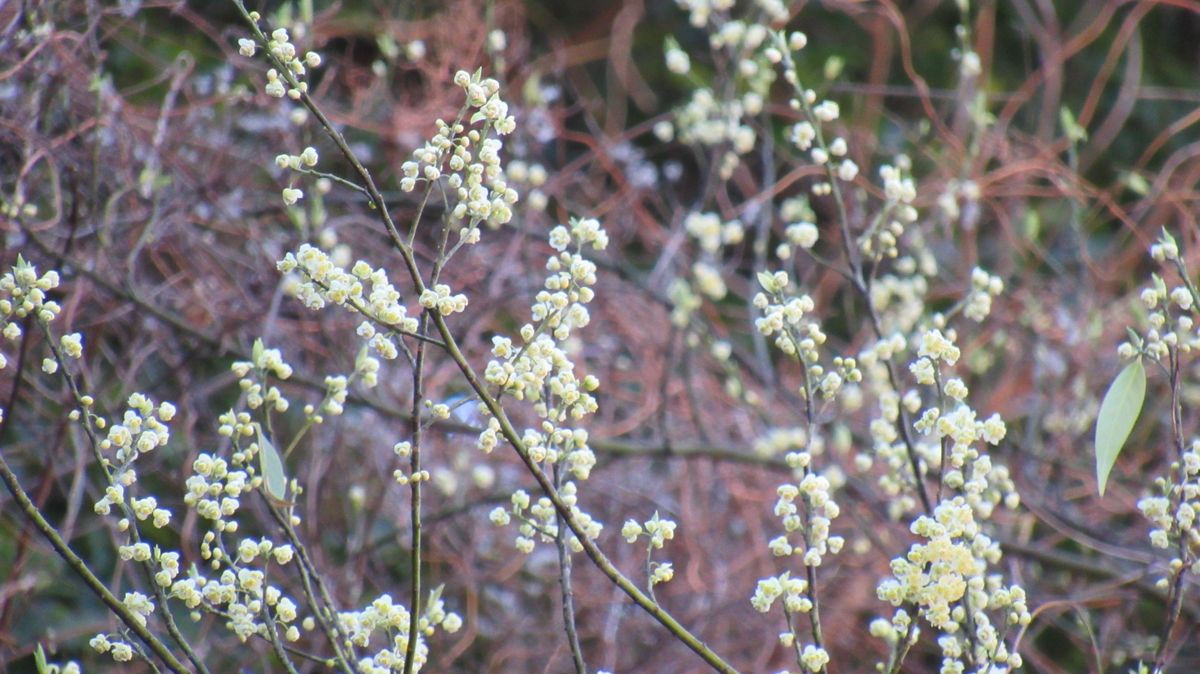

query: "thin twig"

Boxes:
[553, 463, 588, 674]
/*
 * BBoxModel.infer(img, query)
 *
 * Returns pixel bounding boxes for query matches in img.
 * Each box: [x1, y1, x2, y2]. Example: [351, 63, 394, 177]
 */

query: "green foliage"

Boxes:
[257, 425, 289, 505]
[1094, 357, 1146, 496]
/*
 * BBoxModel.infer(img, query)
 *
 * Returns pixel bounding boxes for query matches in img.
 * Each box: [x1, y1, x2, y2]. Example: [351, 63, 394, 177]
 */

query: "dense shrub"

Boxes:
[1, 1, 1198, 672]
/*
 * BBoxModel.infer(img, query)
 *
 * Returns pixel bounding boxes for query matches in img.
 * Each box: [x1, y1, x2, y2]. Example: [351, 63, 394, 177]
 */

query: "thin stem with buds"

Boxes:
[228, 4, 745, 669]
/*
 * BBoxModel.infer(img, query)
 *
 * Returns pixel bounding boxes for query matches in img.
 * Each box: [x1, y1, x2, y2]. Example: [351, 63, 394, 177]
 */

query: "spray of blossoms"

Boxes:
[870, 323, 1028, 674]
[1107, 229, 1200, 674]
[1, 257, 212, 671]
[748, 269, 863, 673]
[484, 218, 608, 554]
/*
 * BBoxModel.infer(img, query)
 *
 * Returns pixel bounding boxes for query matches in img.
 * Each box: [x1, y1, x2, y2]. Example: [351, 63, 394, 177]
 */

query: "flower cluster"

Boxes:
[753, 427, 812, 458]
[92, 394, 176, 515]
[229, 339, 293, 413]
[766, 31, 859, 200]
[505, 159, 550, 212]
[400, 70, 518, 236]
[858, 160, 920, 261]
[482, 219, 605, 415]
[81, 393, 183, 663]
[1125, 231, 1200, 583]
[753, 271, 818, 353]
[963, 268, 1004, 322]
[338, 592, 462, 674]
[1137, 438, 1200, 562]
[666, 0, 787, 178]
[684, 212, 745, 254]
[876, 498, 1029, 672]
[621, 512, 678, 548]
[186, 445, 254, 532]
[241, 23, 321, 100]
[751, 446, 844, 669]
[1, 256, 69, 420]
[861, 320, 1027, 671]
[912, 328, 1018, 510]
[274, 146, 319, 206]
[751, 572, 816, 617]
[621, 513, 679, 588]
[680, 211, 745, 301]
[157, 349, 328, 651]
[89, 634, 134, 663]
[1120, 230, 1200, 362]
[769, 474, 844, 566]
[0, 256, 61, 324]
[418, 283, 469, 316]
[483, 220, 609, 551]
[169, 537, 304, 643]
[279, 244, 418, 360]
[749, 263, 860, 672]
[754, 271, 862, 401]
[491, 485, 603, 554]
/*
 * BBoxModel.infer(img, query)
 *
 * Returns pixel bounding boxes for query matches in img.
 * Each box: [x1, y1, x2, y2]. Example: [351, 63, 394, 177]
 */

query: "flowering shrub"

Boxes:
[2, 1, 1199, 673]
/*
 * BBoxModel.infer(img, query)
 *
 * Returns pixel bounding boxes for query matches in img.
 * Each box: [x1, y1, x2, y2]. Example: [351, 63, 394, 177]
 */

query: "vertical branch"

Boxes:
[553, 463, 588, 674]
[798, 356, 826, 662]
[264, 503, 356, 673]
[261, 603, 302, 674]
[402, 322, 426, 674]
[1150, 346, 1188, 674]
[777, 36, 934, 516]
[403, 181, 458, 674]
[884, 620, 918, 674]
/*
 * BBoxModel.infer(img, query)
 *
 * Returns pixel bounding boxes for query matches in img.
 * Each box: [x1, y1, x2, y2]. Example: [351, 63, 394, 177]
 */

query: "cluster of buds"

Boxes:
[399, 71, 519, 236]
[240, 22, 321, 101]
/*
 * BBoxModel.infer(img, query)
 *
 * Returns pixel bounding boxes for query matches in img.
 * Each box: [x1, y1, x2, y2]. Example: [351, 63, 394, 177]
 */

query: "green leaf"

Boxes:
[1123, 171, 1150, 196]
[1059, 106, 1088, 143]
[1094, 358, 1146, 496]
[756, 270, 777, 293]
[251, 337, 265, 366]
[823, 55, 844, 81]
[427, 584, 445, 608]
[257, 426, 289, 505]
[34, 644, 49, 674]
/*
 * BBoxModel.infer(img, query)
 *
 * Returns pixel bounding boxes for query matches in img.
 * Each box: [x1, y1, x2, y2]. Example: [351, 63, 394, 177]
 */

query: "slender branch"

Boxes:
[426, 312, 742, 674]
[0, 451, 191, 674]
[225, 5, 744, 668]
[553, 463, 588, 674]
[261, 603, 302, 674]
[884, 618, 918, 674]
[294, 167, 369, 195]
[783, 610, 808, 672]
[263, 501, 356, 673]
[777, 35, 933, 516]
[36, 321, 211, 674]
[1150, 346, 1189, 674]
[402, 315, 427, 674]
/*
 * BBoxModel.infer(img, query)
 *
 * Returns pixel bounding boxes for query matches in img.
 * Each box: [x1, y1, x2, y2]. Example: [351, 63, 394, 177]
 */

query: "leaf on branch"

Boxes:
[257, 425, 290, 505]
[34, 645, 49, 674]
[1094, 358, 1146, 496]
[756, 270, 777, 293]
